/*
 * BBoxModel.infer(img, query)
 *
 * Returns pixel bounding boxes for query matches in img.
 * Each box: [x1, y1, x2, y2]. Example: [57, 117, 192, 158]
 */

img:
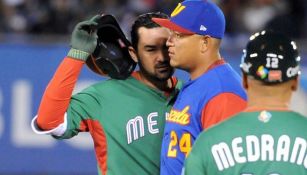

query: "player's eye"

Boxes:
[170, 31, 190, 39]
[146, 47, 157, 52]
[170, 31, 181, 38]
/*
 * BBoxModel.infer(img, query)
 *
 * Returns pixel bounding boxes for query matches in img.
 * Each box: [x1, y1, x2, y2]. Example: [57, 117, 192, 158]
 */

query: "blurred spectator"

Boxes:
[241, 0, 287, 34]
[155, 0, 179, 16]
[265, 0, 306, 38]
[219, 0, 306, 38]
[0, 1, 5, 32]
[1, 0, 28, 33]
[127, 0, 156, 14]
[28, 0, 78, 34]
[218, 0, 244, 36]
[0, 0, 306, 39]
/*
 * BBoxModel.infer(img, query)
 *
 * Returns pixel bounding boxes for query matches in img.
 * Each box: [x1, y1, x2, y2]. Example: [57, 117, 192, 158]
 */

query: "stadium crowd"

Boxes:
[0, 0, 306, 39]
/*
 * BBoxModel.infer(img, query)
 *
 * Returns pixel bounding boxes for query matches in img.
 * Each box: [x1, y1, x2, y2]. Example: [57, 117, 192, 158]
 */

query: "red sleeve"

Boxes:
[36, 57, 84, 130]
[201, 93, 247, 130]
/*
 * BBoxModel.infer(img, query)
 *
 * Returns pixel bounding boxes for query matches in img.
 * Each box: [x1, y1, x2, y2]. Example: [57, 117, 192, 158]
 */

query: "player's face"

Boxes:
[136, 27, 174, 81]
[166, 31, 203, 71]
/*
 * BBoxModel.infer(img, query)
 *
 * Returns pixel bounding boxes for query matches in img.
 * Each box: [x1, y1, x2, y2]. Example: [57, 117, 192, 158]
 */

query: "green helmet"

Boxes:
[241, 30, 301, 84]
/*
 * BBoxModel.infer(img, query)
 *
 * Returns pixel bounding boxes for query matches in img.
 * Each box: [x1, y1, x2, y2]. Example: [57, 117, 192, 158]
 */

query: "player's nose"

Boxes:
[166, 35, 174, 47]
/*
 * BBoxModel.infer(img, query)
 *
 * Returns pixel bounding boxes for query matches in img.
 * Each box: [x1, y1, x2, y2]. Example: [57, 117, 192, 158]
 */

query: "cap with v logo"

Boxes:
[152, 0, 225, 39]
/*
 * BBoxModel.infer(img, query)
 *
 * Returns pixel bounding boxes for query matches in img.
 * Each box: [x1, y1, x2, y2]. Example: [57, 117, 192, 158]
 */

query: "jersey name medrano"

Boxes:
[212, 134, 307, 171]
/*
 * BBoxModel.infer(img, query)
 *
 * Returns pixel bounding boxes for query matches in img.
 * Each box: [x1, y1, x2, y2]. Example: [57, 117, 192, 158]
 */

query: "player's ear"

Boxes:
[242, 74, 248, 89]
[128, 46, 138, 63]
[291, 77, 299, 91]
[200, 35, 210, 53]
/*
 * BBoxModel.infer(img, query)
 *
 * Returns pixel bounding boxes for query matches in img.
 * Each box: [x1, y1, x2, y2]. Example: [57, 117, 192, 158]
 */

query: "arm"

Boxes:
[35, 58, 84, 130]
[201, 93, 247, 130]
[32, 16, 100, 134]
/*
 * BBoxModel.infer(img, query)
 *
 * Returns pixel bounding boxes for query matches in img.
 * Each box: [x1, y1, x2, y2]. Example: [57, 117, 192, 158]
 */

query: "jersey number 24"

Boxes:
[167, 130, 192, 157]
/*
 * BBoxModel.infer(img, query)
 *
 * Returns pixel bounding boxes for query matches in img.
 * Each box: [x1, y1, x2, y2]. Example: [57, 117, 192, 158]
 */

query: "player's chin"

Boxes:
[156, 68, 174, 80]
[170, 59, 180, 68]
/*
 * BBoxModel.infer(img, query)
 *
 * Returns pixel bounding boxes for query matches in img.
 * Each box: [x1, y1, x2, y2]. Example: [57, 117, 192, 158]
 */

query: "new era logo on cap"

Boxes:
[200, 25, 207, 31]
[152, 0, 225, 38]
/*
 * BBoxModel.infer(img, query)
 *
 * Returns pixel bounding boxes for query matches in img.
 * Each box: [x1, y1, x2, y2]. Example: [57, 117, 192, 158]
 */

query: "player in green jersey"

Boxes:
[31, 12, 181, 175]
[184, 30, 306, 175]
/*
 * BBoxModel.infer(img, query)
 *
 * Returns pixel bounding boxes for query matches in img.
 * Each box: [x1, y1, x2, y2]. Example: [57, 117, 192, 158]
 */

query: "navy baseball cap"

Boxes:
[241, 30, 301, 84]
[152, 0, 225, 39]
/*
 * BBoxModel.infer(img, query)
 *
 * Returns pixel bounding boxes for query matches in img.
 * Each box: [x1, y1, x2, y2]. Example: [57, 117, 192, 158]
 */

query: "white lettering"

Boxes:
[211, 134, 307, 171]
[211, 142, 235, 171]
[290, 137, 306, 165]
[165, 112, 169, 121]
[304, 153, 307, 169]
[241, 62, 252, 73]
[232, 137, 246, 163]
[246, 135, 260, 162]
[266, 57, 279, 68]
[261, 134, 274, 161]
[126, 116, 144, 144]
[286, 66, 300, 78]
[148, 112, 159, 134]
[276, 135, 290, 162]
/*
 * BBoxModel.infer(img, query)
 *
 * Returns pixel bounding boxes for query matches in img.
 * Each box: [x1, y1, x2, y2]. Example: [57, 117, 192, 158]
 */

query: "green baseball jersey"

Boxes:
[184, 110, 307, 175]
[55, 76, 181, 175]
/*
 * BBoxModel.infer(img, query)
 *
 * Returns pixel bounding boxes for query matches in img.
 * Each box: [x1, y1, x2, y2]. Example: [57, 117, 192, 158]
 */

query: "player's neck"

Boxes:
[247, 102, 289, 111]
[246, 81, 293, 110]
[190, 52, 221, 80]
[247, 95, 290, 110]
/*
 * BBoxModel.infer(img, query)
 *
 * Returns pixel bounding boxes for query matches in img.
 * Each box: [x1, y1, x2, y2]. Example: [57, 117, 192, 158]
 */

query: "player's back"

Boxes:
[185, 110, 307, 175]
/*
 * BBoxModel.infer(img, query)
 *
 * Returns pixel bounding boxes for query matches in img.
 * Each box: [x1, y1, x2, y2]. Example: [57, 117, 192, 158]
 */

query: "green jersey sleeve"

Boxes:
[55, 85, 102, 139]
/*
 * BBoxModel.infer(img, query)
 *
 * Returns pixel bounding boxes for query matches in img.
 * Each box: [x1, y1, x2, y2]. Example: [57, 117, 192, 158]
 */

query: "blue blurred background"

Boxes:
[0, 0, 307, 174]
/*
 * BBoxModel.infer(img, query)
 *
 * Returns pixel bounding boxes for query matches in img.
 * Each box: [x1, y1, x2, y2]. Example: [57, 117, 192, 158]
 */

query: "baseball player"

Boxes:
[184, 31, 307, 175]
[31, 12, 182, 175]
[152, 1, 247, 174]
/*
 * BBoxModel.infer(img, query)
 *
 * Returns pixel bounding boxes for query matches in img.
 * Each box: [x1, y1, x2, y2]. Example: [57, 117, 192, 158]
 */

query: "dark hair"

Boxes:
[130, 12, 169, 50]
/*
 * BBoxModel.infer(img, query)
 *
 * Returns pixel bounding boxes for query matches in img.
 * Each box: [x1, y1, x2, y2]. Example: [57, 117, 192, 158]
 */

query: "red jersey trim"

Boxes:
[201, 93, 247, 130]
[79, 119, 108, 175]
[205, 59, 226, 73]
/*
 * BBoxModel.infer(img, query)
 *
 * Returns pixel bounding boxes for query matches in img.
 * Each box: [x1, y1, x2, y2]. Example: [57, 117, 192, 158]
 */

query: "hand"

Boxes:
[67, 15, 100, 61]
